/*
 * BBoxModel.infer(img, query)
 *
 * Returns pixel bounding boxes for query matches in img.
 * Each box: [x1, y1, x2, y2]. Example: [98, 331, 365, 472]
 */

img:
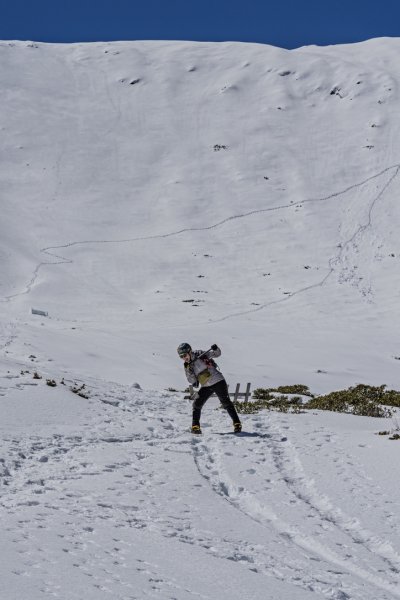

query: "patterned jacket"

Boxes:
[184, 347, 224, 387]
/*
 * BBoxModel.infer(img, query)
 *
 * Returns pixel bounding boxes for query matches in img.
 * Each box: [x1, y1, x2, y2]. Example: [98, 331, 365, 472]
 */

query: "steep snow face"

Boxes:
[1, 39, 400, 389]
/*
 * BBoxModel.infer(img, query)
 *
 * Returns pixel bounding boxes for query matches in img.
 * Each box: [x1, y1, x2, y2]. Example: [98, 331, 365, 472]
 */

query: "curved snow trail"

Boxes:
[1, 163, 399, 306]
[2, 372, 400, 599]
[0, 380, 311, 600]
[191, 419, 400, 600]
[0, 322, 17, 352]
[264, 417, 400, 573]
[211, 163, 400, 322]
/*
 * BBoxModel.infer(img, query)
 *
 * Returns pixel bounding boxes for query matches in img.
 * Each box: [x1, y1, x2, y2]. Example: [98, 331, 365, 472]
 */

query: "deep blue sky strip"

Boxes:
[1, 0, 400, 49]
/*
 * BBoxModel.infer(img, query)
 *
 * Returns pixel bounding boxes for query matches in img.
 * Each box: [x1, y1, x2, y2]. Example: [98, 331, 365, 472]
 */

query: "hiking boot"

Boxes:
[191, 425, 202, 434]
[233, 422, 242, 433]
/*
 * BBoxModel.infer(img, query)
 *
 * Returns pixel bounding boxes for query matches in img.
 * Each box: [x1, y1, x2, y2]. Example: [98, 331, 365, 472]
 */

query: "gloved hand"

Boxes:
[211, 344, 218, 351]
[190, 391, 200, 402]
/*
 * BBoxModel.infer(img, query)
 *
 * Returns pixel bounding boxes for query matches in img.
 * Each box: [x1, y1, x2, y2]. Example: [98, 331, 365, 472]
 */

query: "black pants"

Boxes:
[192, 379, 241, 426]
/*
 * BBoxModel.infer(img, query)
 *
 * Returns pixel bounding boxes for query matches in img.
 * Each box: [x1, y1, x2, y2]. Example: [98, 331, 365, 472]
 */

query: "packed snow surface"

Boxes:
[1, 38, 400, 599]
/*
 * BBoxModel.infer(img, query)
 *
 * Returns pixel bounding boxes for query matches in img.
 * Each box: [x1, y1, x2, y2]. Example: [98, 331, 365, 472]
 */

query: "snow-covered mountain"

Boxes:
[1, 38, 400, 391]
[1, 39, 400, 600]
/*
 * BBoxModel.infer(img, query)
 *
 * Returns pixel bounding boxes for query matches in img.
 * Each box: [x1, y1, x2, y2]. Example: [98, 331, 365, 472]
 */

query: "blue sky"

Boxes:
[1, 0, 400, 49]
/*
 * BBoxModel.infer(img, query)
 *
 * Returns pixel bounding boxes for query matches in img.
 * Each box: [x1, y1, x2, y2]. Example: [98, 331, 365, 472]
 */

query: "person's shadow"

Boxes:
[215, 432, 287, 441]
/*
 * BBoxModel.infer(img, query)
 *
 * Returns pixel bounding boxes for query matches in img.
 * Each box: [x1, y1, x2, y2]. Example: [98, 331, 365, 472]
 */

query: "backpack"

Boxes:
[192, 350, 218, 370]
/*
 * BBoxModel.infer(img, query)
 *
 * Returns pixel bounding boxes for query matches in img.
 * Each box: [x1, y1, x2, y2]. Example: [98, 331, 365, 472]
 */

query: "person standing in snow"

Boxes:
[177, 342, 242, 434]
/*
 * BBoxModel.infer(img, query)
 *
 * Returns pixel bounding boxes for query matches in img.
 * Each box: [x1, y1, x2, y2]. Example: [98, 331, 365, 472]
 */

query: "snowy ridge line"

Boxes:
[191, 433, 400, 600]
[1, 163, 399, 305]
[211, 164, 400, 322]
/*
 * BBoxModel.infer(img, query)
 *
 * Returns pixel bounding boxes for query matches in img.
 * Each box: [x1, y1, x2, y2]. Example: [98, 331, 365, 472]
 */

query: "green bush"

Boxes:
[383, 389, 400, 407]
[308, 385, 393, 418]
[252, 388, 274, 400]
[273, 384, 313, 397]
[253, 384, 312, 399]
[236, 383, 399, 418]
[234, 395, 304, 414]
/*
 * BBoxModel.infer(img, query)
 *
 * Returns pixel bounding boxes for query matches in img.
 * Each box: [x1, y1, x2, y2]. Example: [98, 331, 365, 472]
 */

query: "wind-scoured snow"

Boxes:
[1, 38, 400, 599]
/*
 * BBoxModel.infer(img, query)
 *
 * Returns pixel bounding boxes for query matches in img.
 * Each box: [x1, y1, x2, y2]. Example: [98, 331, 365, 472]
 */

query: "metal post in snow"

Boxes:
[244, 383, 251, 403]
[233, 383, 240, 402]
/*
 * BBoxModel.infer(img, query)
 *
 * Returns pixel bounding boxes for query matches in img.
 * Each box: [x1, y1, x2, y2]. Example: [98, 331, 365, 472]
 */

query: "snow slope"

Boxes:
[1, 38, 400, 599]
[1, 371, 399, 600]
[1, 38, 400, 390]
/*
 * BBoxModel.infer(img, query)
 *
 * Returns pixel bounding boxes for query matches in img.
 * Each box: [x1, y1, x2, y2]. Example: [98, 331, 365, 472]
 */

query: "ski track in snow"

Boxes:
[0, 322, 17, 352]
[212, 163, 400, 321]
[1, 164, 399, 324]
[1, 372, 400, 599]
[191, 419, 400, 600]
